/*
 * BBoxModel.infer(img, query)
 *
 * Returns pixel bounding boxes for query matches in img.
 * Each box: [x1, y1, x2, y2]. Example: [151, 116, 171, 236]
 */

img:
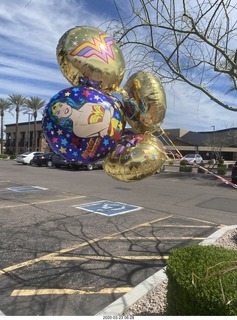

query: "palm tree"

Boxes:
[25, 97, 46, 151]
[7, 94, 27, 155]
[0, 98, 11, 154]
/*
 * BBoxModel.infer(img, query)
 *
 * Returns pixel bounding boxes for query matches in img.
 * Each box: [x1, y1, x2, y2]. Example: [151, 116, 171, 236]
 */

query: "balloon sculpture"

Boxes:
[42, 25, 168, 182]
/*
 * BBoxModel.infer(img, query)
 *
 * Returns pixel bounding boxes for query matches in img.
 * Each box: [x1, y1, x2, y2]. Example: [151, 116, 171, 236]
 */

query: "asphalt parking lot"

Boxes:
[0, 160, 236, 316]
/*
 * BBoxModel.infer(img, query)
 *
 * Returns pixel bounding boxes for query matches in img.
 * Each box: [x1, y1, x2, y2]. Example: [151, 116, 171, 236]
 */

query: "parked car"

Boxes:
[72, 159, 104, 171]
[180, 154, 203, 164]
[52, 154, 103, 171]
[32, 152, 55, 167]
[16, 151, 44, 165]
[231, 161, 237, 184]
[51, 154, 71, 169]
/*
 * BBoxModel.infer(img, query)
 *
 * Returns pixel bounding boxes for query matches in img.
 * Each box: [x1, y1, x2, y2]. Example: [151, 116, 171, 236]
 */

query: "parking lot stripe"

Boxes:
[144, 224, 216, 228]
[44, 255, 169, 261]
[0, 195, 86, 209]
[107, 236, 206, 240]
[0, 215, 173, 276]
[11, 287, 132, 296]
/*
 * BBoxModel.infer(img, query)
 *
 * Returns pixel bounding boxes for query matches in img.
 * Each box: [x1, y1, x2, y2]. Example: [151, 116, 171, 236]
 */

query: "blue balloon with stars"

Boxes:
[42, 86, 125, 163]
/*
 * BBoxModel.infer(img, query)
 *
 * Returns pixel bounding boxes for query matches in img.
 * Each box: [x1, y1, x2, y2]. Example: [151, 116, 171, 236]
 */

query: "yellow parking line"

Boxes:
[45, 255, 169, 261]
[0, 215, 173, 276]
[0, 195, 86, 209]
[110, 236, 206, 240]
[11, 287, 132, 296]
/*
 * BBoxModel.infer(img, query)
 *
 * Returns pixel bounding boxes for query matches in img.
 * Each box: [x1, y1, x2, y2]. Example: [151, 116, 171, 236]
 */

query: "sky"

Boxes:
[0, 0, 236, 133]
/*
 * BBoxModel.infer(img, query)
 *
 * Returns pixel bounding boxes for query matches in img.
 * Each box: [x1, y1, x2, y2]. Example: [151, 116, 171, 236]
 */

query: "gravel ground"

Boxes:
[123, 228, 237, 316]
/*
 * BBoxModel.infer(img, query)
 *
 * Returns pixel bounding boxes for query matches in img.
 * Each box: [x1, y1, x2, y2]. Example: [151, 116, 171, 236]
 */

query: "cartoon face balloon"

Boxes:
[103, 131, 166, 182]
[122, 71, 167, 133]
[57, 26, 125, 92]
[42, 86, 125, 163]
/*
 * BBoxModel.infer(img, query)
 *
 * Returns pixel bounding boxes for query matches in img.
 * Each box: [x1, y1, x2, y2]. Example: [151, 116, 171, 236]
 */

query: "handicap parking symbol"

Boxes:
[74, 200, 142, 216]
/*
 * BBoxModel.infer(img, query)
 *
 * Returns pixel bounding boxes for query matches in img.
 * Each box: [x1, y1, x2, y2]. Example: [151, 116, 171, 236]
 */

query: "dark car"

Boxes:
[231, 161, 237, 184]
[51, 154, 71, 169]
[70, 159, 104, 171]
[32, 152, 55, 167]
[52, 154, 103, 171]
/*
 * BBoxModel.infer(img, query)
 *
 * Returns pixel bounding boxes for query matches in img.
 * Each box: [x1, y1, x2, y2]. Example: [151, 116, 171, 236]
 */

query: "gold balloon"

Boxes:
[56, 26, 125, 92]
[122, 71, 167, 133]
[103, 131, 166, 182]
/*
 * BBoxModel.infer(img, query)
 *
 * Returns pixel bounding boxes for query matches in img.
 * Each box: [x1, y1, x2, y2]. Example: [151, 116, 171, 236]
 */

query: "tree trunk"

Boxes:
[15, 106, 19, 155]
[33, 116, 37, 150]
[0, 112, 3, 154]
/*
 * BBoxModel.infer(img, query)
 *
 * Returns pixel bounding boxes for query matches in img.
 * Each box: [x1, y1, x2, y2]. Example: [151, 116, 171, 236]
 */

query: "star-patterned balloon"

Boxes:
[42, 86, 125, 163]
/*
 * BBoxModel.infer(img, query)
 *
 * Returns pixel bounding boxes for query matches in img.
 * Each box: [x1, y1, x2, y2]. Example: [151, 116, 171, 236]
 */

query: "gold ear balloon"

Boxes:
[103, 131, 166, 182]
[121, 71, 167, 133]
[56, 26, 125, 92]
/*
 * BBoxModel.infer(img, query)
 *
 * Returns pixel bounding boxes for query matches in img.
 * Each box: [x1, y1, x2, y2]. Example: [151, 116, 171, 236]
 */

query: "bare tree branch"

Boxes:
[109, 0, 237, 111]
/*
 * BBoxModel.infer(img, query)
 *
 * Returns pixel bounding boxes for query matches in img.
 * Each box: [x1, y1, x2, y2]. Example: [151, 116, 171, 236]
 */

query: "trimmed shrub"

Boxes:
[217, 164, 227, 175]
[166, 245, 237, 315]
[197, 162, 205, 173]
[0, 154, 9, 159]
[179, 165, 192, 172]
[180, 160, 187, 166]
[179, 160, 192, 172]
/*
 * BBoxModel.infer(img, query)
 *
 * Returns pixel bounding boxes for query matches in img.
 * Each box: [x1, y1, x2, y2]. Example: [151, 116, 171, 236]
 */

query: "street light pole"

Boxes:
[28, 113, 30, 151]
[23, 110, 33, 152]
[211, 125, 216, 161]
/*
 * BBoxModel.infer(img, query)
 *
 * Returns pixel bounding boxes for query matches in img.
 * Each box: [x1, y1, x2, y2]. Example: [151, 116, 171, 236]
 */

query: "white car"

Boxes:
[180, 154, 203, 164]
[16, 152, 44, 165]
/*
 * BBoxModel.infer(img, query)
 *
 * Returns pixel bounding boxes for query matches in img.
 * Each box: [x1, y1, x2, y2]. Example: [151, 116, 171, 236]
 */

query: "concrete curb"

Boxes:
[95, 225, 237, 316]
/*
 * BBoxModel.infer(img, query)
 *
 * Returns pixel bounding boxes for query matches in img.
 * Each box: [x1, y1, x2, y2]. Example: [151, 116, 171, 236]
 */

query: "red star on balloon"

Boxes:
[82, 90, 91, 97]
[71, 137, 80, 147]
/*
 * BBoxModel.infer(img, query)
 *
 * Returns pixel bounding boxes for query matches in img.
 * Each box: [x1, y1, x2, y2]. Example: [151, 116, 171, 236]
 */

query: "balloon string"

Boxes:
[157, 127, 183, 158]
[118, 91, 236, 188]
[157, 128, 237, 189]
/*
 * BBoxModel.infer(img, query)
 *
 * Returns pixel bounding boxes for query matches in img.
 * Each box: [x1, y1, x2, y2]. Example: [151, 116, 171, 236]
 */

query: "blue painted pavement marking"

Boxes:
[7, 186, 48, 192]
[74, 200, 142, 216]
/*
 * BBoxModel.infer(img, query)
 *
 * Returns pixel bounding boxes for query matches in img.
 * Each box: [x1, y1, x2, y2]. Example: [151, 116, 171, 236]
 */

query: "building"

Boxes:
[162, 128, 237, 160]
[5, 120, 49, 154]
[4, 121, 237, 160]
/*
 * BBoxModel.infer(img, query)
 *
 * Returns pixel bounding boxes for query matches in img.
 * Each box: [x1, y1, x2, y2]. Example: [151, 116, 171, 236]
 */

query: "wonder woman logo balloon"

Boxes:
[57, 26, 125, 92]
[70, 34, 115, 63]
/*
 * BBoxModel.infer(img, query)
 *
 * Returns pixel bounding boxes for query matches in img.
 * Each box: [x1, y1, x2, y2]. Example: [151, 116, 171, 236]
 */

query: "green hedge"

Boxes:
[166, 245, 237, 315]
[0, 154, 9, 159]
[217, 164, 227, 175]
[179, 165, 192, 172]
[179, 160, 192, 172]
[197, 162, 205, 173]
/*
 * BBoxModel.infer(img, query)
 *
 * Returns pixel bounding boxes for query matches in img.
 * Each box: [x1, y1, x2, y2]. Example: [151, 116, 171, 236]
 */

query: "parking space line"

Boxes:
[11, 287, 132, 296]
[0, 215, 173, 276]
[107, 236, 206, 240]
[44, 255, 169, 261]
[0, 195, 86, 209]
[145, 224, 219, 228]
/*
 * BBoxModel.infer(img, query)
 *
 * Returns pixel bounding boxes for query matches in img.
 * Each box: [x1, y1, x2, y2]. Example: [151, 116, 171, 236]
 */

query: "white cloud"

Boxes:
[163, 82, 237, 131]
